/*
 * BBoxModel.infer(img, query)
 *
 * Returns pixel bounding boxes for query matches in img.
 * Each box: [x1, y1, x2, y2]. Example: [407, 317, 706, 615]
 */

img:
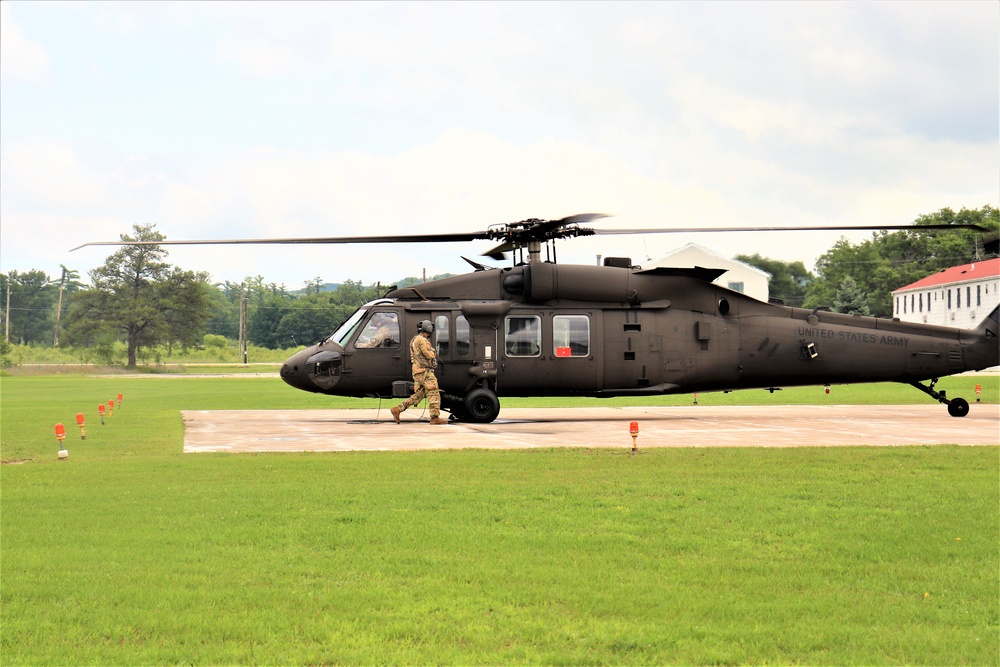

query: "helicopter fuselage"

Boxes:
[280, 262, 999, 421]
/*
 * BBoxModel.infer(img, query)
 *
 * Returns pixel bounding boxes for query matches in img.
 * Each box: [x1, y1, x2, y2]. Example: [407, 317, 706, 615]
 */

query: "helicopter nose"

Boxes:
[281, 346, 343, 393]
[281, 348, 318, 392]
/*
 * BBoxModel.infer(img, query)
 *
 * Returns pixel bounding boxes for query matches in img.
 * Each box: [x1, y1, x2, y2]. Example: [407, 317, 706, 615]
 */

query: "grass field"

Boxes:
[2, 373, 998, 665]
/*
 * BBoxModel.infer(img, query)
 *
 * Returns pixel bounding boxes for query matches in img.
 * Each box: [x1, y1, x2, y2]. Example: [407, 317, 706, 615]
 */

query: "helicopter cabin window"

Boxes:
[553, 315, 590, 357]
[727, 281, 744, 294]
[354, 311, 400, 349]
[435, 316, 450, 356]
[456, 315, 471, 357]
[505, 315, 541, 357]
[434, 315, 471, 357]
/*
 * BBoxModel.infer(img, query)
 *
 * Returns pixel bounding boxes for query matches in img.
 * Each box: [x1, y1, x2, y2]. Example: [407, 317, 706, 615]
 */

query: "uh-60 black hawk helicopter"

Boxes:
[75, 214, 998, 423]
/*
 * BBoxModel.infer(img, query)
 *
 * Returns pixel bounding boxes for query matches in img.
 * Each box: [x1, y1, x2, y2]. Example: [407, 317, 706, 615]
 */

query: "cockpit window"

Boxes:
[329, 309, 368, 346]
[355, 312, 400, 349]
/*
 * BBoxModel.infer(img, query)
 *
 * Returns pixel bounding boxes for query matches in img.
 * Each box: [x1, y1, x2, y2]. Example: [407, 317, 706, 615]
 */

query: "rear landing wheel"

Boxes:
[947, 397, 970, 418]
[464, 388, 501, 423]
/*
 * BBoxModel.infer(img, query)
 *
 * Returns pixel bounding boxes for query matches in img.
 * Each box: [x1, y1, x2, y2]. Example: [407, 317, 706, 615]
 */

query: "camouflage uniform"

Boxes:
[356, 325, 391, 348]
[394, 332, 441, 419]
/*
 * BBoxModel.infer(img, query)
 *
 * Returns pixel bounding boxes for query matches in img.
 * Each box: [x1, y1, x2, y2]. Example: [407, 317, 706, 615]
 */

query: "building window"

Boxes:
[948, 289, 952, 309]
[919, 293, 923, 312]
[967, 286, 971, 308]
[957, 289, 961, 309]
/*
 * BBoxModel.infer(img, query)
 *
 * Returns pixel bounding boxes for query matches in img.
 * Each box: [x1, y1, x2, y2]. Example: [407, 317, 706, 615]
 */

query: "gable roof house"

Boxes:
[891, 257, 1000, 328]
[647, 243, 771, 303]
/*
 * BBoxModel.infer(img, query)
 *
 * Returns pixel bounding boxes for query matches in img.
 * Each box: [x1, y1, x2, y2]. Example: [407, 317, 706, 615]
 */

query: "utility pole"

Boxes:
[54, 267, 67, 347]
[4, 281, 10, 344]
[238, 283, 249, 365]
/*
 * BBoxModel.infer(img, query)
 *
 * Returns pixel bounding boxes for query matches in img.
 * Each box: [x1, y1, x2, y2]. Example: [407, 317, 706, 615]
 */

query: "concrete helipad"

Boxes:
[181, 404, 1000, 453]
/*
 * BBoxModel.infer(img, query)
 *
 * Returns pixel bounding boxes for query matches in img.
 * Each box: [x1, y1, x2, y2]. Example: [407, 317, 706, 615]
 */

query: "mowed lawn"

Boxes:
[1, 374, 998, 665]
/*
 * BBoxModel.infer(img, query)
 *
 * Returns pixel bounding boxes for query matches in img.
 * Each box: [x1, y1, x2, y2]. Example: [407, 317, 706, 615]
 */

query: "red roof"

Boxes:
[895, 257, 1000, 292]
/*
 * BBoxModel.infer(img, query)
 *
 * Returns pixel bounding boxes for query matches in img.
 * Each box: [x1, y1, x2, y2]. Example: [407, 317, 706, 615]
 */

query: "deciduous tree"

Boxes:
[804, 206, 998, 317]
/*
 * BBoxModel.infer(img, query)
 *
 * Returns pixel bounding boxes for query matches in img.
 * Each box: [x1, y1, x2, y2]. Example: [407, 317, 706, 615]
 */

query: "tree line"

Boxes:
[735, 205, 998, 313]
[2, 207, 996, 367]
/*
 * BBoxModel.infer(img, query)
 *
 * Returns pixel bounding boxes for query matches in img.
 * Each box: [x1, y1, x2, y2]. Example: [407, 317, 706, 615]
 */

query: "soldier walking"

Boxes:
[391, 320, 447, 424]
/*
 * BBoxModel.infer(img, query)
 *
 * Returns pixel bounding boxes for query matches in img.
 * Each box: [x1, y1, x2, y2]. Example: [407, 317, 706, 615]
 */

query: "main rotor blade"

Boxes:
[590, 223, 989, 235]
[536, 213, 609, 229]
[70, 231, 491, 252]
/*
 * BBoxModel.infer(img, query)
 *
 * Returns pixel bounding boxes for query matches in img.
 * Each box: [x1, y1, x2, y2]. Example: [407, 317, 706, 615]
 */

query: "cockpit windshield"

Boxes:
[323, 299, 396, 346]
[326, 308, 367, 346]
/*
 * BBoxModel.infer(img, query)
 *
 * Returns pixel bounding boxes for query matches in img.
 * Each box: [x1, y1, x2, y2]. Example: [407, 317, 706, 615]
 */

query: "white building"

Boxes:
[647, 243, 771, 302]
[891, 257, 1000, 328]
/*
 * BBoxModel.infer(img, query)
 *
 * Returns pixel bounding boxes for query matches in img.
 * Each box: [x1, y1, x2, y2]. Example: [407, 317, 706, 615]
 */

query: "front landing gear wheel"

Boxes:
[947, 397, 970, 418]
[464, 388, 501, 423]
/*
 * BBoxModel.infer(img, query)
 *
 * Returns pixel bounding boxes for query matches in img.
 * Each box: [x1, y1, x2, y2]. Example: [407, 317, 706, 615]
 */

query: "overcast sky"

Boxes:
[2, 1, 997, 289]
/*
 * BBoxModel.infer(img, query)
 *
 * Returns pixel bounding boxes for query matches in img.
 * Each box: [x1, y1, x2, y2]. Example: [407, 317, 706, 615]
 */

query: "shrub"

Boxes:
[203, 334, 228, 349]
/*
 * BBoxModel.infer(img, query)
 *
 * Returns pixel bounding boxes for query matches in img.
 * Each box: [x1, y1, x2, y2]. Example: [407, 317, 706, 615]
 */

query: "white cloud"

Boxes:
[1, 138, 106, 207]
[0, 1, 996, 289]
[0, 3, 49, 81]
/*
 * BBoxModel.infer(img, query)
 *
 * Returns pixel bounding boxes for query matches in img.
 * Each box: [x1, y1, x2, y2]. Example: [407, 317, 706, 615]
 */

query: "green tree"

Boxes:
[161, 268, 213, 355]
[734, 254, 813, 306]
[832, 276, 871, 315]
[275, 292, 352, 347]
[805, 205, 998, 317]
[64, 223, 212, 367]
[0, 270, 58, 344]
[53, 265, 84, 347]
[244, 279, 385, 350]
[204, 284, 240, 340]
[247, 292, 294, 349]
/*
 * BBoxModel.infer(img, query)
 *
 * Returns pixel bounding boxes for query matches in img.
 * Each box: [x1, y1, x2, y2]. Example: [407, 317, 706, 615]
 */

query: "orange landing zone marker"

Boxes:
[98, 403, 106, 425]
[55, 423, 68, 459]
[629, 420, 639, 453]
[76, 413, 86, 440]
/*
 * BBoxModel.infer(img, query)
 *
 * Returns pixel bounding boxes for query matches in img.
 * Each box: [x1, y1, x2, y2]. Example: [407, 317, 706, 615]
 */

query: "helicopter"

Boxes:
[74, 214, 999, 422]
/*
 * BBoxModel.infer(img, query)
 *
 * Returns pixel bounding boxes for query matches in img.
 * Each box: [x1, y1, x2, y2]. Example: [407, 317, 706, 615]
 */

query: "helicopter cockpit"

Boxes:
[282, 299, 403, 393]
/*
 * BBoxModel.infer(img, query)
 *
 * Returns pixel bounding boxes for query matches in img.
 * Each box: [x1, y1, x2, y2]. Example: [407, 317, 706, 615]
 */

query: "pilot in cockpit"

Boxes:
[355, 312, 399, 348]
